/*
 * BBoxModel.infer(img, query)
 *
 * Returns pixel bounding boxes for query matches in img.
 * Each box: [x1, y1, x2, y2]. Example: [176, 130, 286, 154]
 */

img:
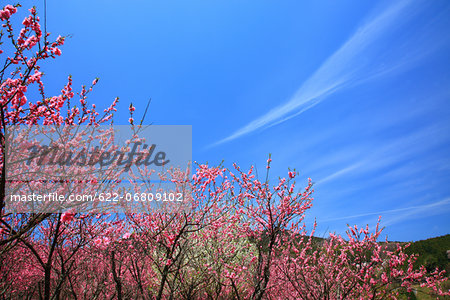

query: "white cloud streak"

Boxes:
[315, 121, 450, 185]
[211, 0, 419, 147]
[319, 197, 450, 224]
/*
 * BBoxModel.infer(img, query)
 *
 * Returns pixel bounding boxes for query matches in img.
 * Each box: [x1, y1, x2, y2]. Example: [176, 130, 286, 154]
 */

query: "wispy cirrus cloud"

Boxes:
[318, 197, 450, 224]
[315, 120, 450, 186]
[210, 0, 438, 147]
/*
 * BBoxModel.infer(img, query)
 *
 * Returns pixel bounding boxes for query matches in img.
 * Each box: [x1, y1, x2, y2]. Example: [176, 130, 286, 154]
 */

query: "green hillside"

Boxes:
[404, 234, 450, 273]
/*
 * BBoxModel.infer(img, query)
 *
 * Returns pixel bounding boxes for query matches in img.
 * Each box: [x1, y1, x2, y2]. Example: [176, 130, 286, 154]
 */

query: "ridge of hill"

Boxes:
[402, 234, 450, 273]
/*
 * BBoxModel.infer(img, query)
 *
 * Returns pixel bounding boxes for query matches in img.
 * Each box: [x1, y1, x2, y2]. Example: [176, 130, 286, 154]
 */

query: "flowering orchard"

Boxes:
[1, 4, 449, 300]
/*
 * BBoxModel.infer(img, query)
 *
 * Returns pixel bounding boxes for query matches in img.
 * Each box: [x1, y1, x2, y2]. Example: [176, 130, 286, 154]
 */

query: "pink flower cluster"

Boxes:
[0, 5, 16, 21]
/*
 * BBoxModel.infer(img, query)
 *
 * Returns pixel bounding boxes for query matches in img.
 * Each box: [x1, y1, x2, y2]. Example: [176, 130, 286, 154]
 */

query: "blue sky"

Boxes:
[18, 0, 450, 241]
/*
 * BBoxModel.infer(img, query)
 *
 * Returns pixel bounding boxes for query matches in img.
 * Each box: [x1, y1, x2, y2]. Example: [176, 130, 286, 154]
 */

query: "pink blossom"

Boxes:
[5, 4, 17, 14]
[61, 211, 75, 223]
[22, 16, 32, 26]
[0, 9, 11, 21]
[52, 48, 62, 56]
